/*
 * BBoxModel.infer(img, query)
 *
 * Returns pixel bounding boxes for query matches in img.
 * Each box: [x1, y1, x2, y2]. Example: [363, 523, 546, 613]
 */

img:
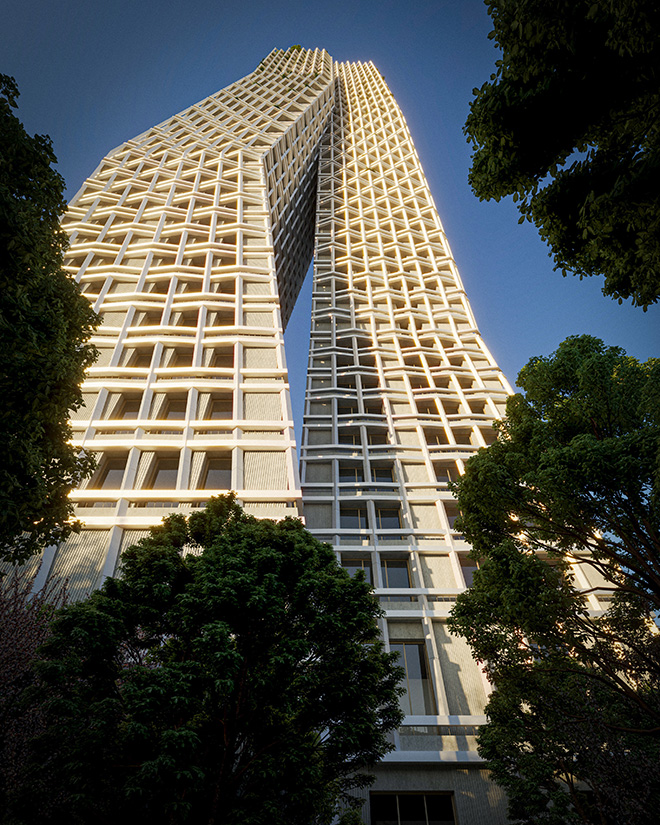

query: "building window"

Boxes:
[417, 400, 437, 416]
[338, 429, 360, 445]
[389, 641, 436, 715]
[138, 311, 162, 326]
[368, 431, 388, 445]
[370, 793, 455, 825]
[93, 456, 128, 489]
[381, 558, 411, 588]
[340, 507, 368, 530]
[372, 464, 394, 483]
[424, 428, 449, 446]
[147, 457, 179, 490]
[210, 348, 234, 369]
[364, 400, 383, 415]
[341, 556, 373, 584]
[174, 310, 198, 327]
[376, 507, 402, 530]
[339, 463, 364, 483]
[208, 397, 233, 420]
[458, 555, 479, 587]
[202, 457, 231, 490]
[433, 462, 457, 484]
[164, 397, 187, 420]
[168, 348, 193, 367]
[118, 397, 141, 419]
[338, 400, 359, 415]
[124, 348, 153, 369]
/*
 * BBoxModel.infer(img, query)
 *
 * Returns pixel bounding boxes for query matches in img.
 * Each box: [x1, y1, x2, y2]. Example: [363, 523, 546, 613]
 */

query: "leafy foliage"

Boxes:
[449, 336, 660, 823]
[8, 496, 403, 825]
[465, 1, 660, 307]
[0, 569, 67, 816]
[0, 75, 98, 564]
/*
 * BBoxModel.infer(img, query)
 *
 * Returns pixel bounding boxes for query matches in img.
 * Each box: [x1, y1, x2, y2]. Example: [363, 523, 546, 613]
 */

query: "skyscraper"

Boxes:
[43, 47, 512, 823]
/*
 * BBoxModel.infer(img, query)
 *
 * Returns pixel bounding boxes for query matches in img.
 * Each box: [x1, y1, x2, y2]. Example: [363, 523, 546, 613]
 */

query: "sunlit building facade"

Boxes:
[42, 47, 513, 824]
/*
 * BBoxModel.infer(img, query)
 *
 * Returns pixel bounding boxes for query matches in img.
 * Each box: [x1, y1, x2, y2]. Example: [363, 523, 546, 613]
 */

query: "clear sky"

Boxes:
[4, 0, 657, 433]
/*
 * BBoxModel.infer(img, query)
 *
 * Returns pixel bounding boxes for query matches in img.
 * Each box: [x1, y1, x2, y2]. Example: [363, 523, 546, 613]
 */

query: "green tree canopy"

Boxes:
[465, 0, 660, 307]
[0, 75, 98, 564]
[448, 335, 660, 824]
[9, 496, 403, 825]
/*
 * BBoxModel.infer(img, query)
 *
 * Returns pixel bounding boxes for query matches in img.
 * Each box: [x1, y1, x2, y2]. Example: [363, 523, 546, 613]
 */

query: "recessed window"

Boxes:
[213, 279, 236, 295]
[459, 555, 479, 587]
[202, 457, 231, 489]
[208, 397, 233, 420]
[424, 428, 449, 446]
[210, 348, 234, 369]
[364, 400, 383, 415]
[340, 507, 368, 530]
[165, 398, 187, 420]
[93, 456, 127, 489]
[376, 507, 402, 530]
[167, 348, 193, 367]
[341, 556, 373, 584]
[175, 310, 198, 327]
[368, 431, 388, 445]
[370, 793, 455, 825]
[389, 641, 437, 715]
[138, 311, 162, 326]
[338, 429, 360, 445]
[148, 457, 179, 490]
[381, 558, 410, 588]
[339, 464, 364, 483]
[123, 348, 153, 369]
[372, 465, 394, 483]
[120, 398, 142, 419]
[338, 400, 359, 415]
[434, 462, 458, 484]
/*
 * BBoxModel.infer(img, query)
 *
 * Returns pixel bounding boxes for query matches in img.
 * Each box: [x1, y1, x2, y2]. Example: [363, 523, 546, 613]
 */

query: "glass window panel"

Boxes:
[398, 795, 426, 825]
[209, 398, 233, 420]
[459, 556, 479, 587]
[165, 399, 187, 419]
[425, 795, 455, 825]
[96, 458, 127, 489]
[339, 464, 364, 482]
[370, 794, 455, 825]
[203, 458, 231, 489]
[129, 349, 153, 368]
[373, 465, 394, 482]
[341, 557, 373, 584]
[377, 508, 402, 529]
[370, 794, 398, 825]
[212, 349, 234, 368]
[390, 642, 436, 715]
[340, 508, 368, 529]
[150, 458, 179, 489]
[121, 399, 141, 419]
[381, 559, 410, 588]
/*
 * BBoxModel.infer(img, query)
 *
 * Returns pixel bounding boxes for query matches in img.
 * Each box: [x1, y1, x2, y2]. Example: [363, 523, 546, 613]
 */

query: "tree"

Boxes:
[0, 74, 98, 565]
[465, 0, 660, 308]
[0, 569, 67, 817]
[8, 496, 403, 825]
[448, 335, 660, 823]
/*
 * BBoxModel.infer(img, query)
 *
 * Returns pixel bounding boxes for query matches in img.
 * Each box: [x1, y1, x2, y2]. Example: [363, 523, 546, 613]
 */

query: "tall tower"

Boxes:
[41, 48, 512, 824]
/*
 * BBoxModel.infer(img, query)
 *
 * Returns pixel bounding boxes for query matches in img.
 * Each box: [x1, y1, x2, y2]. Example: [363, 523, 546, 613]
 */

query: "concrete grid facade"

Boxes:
[42, 47, 515, 823]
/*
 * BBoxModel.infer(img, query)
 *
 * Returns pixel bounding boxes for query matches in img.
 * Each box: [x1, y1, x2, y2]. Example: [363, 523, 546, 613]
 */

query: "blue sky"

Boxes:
[4, 0, 657, 431]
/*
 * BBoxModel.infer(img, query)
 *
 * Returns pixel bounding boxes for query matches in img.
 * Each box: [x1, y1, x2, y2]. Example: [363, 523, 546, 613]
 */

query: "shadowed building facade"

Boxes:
[41, 47, 512, 824]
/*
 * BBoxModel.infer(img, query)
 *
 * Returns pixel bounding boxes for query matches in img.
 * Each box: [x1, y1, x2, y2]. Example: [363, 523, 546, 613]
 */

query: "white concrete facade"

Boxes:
[48, 47, 514, 824]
